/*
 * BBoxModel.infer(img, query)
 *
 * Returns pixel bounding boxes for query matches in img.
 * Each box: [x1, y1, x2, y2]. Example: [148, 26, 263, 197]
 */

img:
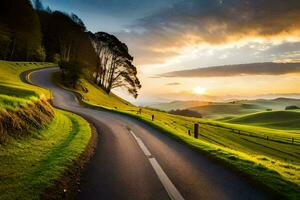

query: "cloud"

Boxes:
[165, 82, 181, 85]
[159, 62, 300, 77]
[117, 0, 300, 65]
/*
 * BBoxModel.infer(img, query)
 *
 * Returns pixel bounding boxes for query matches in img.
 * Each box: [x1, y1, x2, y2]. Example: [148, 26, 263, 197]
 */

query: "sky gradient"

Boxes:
[41, 0, 300, 104]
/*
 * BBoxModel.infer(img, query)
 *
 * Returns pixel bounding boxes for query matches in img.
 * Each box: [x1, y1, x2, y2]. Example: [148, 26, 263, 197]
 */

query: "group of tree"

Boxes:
[0, 0, 43, 61]
[0, 0, 141, 98]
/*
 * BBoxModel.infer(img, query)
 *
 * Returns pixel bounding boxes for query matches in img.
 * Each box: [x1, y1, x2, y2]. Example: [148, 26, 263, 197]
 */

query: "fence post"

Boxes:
[292, 138, 294, 144]
[151, 114, 154, 121]
[194, 123, 199, 139]
[188, 130, 191, 136]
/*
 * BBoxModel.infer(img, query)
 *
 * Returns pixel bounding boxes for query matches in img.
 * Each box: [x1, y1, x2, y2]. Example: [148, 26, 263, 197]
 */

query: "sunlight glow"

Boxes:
[192, 86, 207, 95]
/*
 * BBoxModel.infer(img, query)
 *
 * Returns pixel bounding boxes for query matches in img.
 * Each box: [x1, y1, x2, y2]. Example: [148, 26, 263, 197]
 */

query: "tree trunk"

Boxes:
[10, 38, 16, 60]
[3, 42, 10, 60]
[67, 43, 72, 62]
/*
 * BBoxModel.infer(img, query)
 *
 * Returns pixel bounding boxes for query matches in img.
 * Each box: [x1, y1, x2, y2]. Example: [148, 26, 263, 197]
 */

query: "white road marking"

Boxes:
[129, 130, 152, 157]
[73, 93, 79, 103]
[149, 158, 185, 200]
[129, 129, 185, 200]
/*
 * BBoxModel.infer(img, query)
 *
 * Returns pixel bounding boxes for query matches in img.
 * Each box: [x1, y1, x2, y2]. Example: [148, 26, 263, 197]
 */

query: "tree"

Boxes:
[60, 60, 82, 88]
[38, 10, 97, 82]
[285, 105, 299, 110]
[0, 0, 44, 61]
[89, 32, 141, 98]
[0, 22, 11, 60]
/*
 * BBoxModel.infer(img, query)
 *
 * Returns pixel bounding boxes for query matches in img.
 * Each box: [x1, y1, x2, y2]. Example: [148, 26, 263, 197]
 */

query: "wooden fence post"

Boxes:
[188, 130, 191, 136]
[194, 124, 199, 139]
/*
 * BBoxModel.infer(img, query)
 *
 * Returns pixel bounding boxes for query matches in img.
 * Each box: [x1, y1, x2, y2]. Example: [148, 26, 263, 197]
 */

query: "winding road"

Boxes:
[30, 67, 272, 200]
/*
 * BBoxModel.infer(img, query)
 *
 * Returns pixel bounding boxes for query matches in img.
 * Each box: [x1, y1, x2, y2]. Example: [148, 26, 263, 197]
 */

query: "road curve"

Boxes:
[30, 67, 271, 200]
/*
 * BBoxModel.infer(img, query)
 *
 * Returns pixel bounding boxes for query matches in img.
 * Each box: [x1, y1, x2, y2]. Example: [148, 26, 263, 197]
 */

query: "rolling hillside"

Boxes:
[247, 98, 300, 110]
[151, 98, 300, 119]
[227, 110, 300, 130]
[150, 100, 208, 111]
[190, 102, 267, 119]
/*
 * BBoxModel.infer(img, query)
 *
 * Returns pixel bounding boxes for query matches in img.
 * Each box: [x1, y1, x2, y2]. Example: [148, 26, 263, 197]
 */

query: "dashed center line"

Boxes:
[129, 129, 185, 200]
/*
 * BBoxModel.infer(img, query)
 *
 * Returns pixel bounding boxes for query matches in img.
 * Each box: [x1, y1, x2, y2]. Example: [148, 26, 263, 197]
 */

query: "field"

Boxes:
[57, 76, 300, 199]
[0, 61, 92, 200]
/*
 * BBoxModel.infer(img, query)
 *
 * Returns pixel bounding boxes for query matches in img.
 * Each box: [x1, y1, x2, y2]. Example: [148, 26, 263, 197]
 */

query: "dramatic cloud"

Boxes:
[117, 0, 300, 65]
[160, 62, 300, 77]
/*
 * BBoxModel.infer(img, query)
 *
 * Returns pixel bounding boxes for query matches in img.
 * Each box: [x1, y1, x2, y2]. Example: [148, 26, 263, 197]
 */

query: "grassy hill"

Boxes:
[0, 61, 93, 200]
[55, 72, 300, 199]
[0, 61, 56, 142]
[0, 60, 53, 110]
[190, 102, 267, 119]
[150, 100, 208, 111]
[227, 110, 300, 130]
[152, 98, 300, 119]
[247, 98, 300, 110]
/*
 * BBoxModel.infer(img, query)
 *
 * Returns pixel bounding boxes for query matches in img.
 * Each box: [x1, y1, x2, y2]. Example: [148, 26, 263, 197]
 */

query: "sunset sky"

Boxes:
[41, 0, 300, 104]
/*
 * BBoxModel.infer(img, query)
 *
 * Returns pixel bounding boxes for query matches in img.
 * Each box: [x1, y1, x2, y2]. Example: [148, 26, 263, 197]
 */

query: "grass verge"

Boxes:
[0, 109, 92, 200]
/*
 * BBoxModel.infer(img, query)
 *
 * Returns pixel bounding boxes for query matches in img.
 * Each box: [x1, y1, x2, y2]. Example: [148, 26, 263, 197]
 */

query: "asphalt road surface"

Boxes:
[30, 67, 272, 200]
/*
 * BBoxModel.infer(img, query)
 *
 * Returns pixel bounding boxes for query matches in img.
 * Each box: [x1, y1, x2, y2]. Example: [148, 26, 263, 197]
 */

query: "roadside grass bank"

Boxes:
[0, 99, 54, 143]
[53, 72, 300, 199]
[0, 61, 56, 143]
[0, 110, 92, 200]
[0, 61, 95, 200]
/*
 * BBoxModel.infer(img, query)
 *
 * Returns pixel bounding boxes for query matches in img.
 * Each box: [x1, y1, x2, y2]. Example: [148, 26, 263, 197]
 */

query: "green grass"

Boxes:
[0, 60, 55, 112]
[57, 75, 300, 199]
[0, 61, 56, 141]
[0, 60, 54, 101]
[227, 110, 300, 130]
[190, 102, 266, 119]
[0, 61, 92, 199]
[0, 109, 91, 200]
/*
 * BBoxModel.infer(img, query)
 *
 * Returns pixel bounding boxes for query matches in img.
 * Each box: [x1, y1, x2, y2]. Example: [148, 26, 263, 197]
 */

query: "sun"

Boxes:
[192, 86, 207, 95]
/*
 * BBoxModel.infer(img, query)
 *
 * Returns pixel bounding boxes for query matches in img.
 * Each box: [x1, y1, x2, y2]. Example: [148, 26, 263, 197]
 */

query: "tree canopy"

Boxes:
[89, 32, 141, 98]
[0, 0, 44, 61]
